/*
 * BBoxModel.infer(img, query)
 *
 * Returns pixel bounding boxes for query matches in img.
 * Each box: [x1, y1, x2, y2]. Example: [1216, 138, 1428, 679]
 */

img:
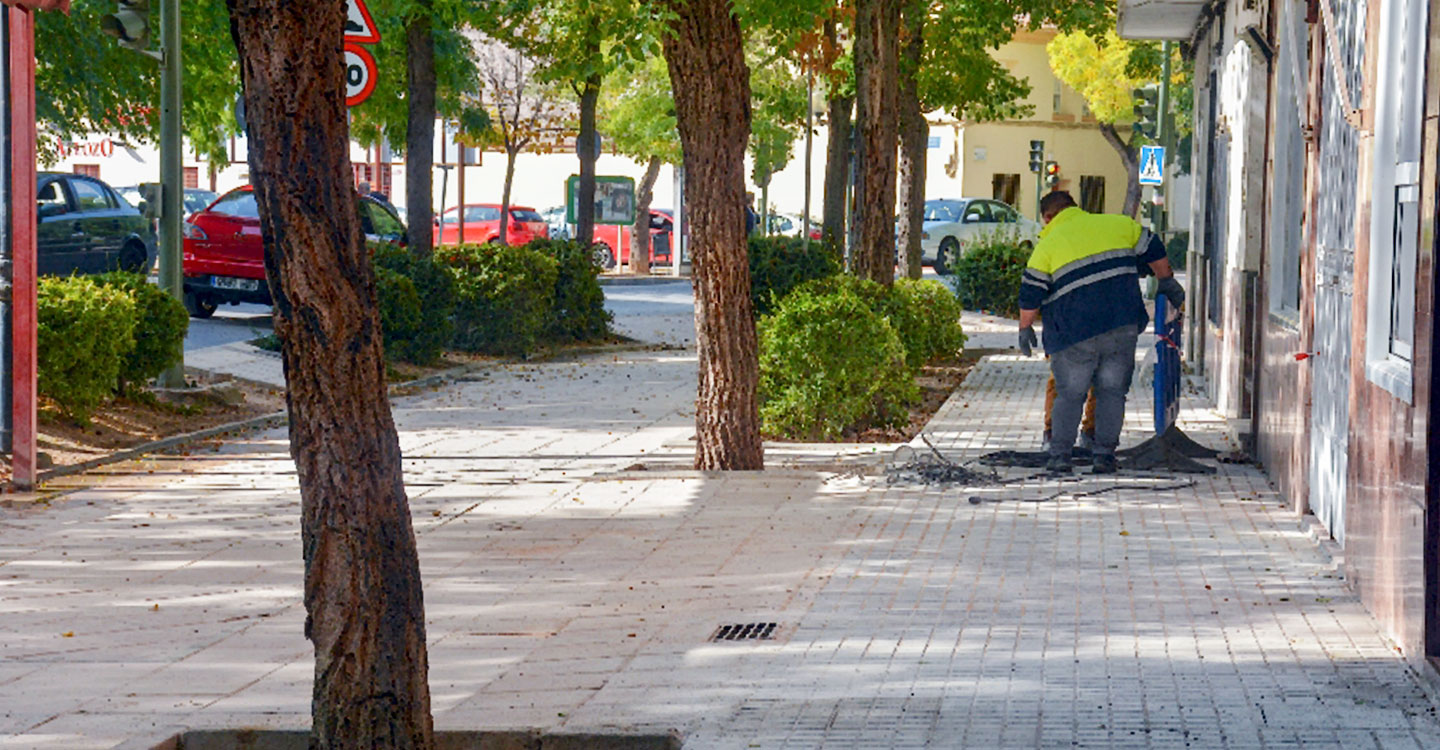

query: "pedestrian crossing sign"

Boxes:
[1138, 145, 1165, 186]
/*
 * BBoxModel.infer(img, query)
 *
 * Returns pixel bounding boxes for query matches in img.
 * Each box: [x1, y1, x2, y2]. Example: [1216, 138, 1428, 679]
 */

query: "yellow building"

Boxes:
[920, 29, 1134, 220]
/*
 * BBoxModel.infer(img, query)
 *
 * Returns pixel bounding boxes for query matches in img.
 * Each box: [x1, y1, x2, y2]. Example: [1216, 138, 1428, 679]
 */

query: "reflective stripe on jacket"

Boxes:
[1018, 206, 1166, 354]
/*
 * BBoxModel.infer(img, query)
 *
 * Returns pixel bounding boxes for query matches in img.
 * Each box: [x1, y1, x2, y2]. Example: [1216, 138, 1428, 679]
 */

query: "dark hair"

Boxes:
[1039, 190, 1077, 218]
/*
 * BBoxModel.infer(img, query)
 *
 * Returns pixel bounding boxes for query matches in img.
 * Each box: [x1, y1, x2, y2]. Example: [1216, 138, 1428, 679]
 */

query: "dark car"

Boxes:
[37, 172, 156, 276]
[181, 185, 406, 318]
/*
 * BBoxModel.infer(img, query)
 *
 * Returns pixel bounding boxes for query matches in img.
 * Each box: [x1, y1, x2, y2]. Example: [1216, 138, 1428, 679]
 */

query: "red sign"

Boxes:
[344, 44, 377, 107]
[344, 0, 379, 44]
[0, 0, 70, 13]
[56, 137, 114, 159]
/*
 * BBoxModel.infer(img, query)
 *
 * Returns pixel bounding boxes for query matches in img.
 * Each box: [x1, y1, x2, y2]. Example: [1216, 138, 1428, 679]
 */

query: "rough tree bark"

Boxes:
[575, 77, 600, 245]
[404, 3, 435, 254]
[1099, 123, 1141, 217]
[851, 0, 901, 285]
[661, 0, 764, 470]
[820, 20, 851, 259]
[631, 156, 661, 274]
[895, 0, 926, 281]
[226, 1, 434, 747]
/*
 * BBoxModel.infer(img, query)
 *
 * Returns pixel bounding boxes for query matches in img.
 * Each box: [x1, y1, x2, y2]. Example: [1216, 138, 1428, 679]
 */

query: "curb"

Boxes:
[599, 274, 691, 286]
[33, 340, 676, 486]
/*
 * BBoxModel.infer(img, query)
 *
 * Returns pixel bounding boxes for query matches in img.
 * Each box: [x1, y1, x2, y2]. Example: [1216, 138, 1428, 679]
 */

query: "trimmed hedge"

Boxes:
[759, 283, 917, 440]
[529, 238, 612, 342]
[372, 243, 455, 365]
[38, 276, 138, 420]
[950, 235, 1031, 318]
[889, 278, 968, 367]
[749, 235, 842, 317]
[92, 272, 189, 390]
[438, 243, 558, 355]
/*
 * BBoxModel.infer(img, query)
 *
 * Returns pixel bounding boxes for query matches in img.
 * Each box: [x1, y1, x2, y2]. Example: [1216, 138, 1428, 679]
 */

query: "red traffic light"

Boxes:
[1045, 161, 1060, 176]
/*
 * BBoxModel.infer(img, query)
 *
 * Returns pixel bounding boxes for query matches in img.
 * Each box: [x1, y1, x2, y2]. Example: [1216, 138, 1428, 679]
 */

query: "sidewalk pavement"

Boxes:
[4, 317, 1440, 748]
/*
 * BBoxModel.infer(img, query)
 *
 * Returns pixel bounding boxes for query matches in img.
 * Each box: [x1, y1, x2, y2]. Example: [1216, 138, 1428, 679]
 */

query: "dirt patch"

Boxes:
[29, 374, 286, 474]
[842, 349, 992, 443]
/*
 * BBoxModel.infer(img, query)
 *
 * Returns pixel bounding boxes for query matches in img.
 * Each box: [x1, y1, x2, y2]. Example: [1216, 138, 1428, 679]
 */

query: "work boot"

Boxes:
[1045, 453, 1071, 474]
[1091, 453, 1118, 475]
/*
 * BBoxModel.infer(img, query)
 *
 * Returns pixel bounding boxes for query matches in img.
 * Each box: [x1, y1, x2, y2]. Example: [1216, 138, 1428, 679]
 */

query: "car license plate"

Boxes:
[213, 275, 259, 292]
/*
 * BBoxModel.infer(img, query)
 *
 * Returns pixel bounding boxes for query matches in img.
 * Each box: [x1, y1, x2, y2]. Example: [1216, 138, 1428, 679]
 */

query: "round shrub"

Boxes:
[439, 243, 558, 355]
[38, 276, 137, 420]
[371, 243, 455, 364]
[92, 272, 188, 389]
[759, 285, 918, 440]
[951, 237, 1031, 318]
[529, 238, 612, 342]
[890, 278, 967, 366]
[749, 236, 842, 317]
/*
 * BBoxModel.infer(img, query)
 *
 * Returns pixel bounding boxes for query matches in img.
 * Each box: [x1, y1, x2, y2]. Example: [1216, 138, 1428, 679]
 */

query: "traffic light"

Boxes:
[1028, 140, 1045, 173]
[102, 0, 151, 51]
[1133, 84, 1160, 140]
[137, 183, 161, 220]
[1044, 161, 1060, 189]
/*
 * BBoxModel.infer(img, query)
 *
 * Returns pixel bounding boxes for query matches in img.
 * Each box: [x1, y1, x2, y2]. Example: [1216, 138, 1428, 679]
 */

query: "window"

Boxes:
[1077, 176, 1105, 213]
[183, 166, 199, 189]
[37, 180, 68, 214]
[990, 202, 1019, 223]
[72, 164, 99, 179]
[1365, 0, 1427, 402]
[961, 202, 991, 224]
[510, 208, 544, 223]
[1267, 0, 1307, 318]
[210, 189, 260, 219]
[923, 201, 960, 222]
[991, 174, 1019, 206]
[68, 178, 113, 211]
[462, 205, 500, 222]
[363, 200, 404, 238]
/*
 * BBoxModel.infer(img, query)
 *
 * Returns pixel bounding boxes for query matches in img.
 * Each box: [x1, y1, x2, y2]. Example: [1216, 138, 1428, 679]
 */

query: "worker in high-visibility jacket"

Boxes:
[1017, 191, 1184, 475]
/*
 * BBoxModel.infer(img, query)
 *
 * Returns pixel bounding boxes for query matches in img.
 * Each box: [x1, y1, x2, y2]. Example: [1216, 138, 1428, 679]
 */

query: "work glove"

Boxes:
[1018, 326, 1038, 357]
[1158, 277, 1186, 310]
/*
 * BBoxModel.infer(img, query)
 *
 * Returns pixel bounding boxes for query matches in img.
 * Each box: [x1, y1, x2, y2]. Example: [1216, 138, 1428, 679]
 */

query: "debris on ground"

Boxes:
[886, 434, 1001, 486]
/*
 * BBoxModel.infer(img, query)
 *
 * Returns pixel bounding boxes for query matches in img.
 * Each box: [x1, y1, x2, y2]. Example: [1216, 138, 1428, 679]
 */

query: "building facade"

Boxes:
[1119, 0, 1440, 677]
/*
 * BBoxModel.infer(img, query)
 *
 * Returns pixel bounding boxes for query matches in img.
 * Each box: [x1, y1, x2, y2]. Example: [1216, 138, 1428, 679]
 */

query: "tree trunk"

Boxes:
[821, 22, 851, 259]
[895, 1, 925, 281]
[226, 2, 434, 747]
[1099, 123, 1141, 217]
[575, 52, 601, 246]
[662, 0, 763, 471]
[499, 148, 516, 245]
[631, 155, 661, 274]
[851, 0, 901, 285]
[404, 5, 435, 255]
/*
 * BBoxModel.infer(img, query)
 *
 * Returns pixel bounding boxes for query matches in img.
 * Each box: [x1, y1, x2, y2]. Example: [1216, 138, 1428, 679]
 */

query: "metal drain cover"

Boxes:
[711, 622, 778, 641]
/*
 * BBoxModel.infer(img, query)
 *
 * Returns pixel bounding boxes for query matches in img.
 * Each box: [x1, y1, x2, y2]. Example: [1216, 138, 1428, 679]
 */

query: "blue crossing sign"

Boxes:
[1138, 145, 1165, 186]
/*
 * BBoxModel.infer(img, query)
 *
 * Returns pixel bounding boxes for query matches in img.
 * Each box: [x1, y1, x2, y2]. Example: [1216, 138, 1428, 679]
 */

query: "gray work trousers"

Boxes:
[1048, 324, 1140, 458]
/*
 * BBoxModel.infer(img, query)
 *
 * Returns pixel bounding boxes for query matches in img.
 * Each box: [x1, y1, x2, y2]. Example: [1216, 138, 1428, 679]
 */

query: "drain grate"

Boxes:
[711, 622, 778, 641]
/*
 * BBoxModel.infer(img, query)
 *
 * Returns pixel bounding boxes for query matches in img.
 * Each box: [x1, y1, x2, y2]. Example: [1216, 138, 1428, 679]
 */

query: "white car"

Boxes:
[918, 198, 1041, 274]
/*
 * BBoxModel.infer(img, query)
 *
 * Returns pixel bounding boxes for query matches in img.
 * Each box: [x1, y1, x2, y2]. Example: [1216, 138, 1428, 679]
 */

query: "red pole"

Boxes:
[10, 5, 35, 490]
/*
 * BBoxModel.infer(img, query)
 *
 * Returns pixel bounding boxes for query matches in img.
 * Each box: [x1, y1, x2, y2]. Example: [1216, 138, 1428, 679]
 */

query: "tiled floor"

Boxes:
[2, 328, 1438, 748]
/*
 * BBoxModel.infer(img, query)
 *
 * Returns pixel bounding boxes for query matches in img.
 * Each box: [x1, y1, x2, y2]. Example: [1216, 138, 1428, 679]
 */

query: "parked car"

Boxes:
[37, 172, 156, 276]
[181, 185, 406, 318]
[540, 206, 571, 240]
[115, 186, 220, 218]
[918, 198, 1040, 274]
[766, 212, 821, 240]
[591, 209, 675, 270]
[435, 204, 550, 246]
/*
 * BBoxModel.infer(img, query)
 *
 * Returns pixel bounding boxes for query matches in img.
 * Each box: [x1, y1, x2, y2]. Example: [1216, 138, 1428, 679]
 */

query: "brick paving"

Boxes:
[2, 323, 1438, 748]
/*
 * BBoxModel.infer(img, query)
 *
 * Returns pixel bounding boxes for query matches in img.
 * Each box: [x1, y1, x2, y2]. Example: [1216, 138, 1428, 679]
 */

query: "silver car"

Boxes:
[919, 198, 1041, 274]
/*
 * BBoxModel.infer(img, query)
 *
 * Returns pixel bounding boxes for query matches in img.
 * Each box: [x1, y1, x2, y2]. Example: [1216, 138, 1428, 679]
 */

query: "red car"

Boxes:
[436, 204, 549, 246]
[591, 209, 674, 270]
[181, 185, 407, 318]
